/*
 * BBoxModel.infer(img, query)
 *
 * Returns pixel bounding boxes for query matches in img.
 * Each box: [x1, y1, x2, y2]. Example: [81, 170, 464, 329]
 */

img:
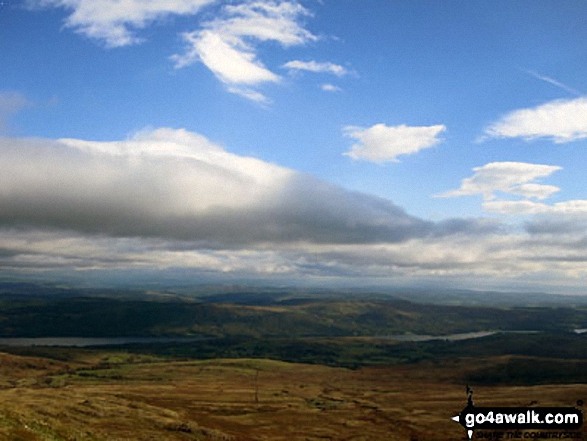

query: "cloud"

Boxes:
[0, 128, 489, 247]
[4, 130, 585, 292]
[525, 213, 587, 236]
[173, 29, 279, 85]
[172, 1, 316, 100]
[342, 123, 446, 163]
[30, 0, 216, 47]
[4, 221, 587, 292]
[484, 200, 587, 215]
[320, 84, 341, 93]
[525, 70, 582, 97]
[484, 97, 587, 143]
[437, 162, 562, 201]
[0, 227, 500, 278]
[33, 0, 339, 102]
[0, 91, 30, 132]
[226, 86, 272, 104]
[283, 60, 348, 76]
[439, 162, 587, 226]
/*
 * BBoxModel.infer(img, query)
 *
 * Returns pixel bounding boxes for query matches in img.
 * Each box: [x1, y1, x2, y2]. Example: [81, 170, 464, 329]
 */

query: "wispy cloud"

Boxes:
[483, 199, 587, 215]
[526, 70, 582, 96]
[174, 29, 280, 85]
[0, 91, 30, 132]
[33, 0, 341, 103]
[172, 1, 317, 101]
[321, 83, 341, 93]
[483, 97, 587, 143]
[30, 0, 216, 47]
[227, 86, 272, 105]
[283, 60, 348, 76]
[343, 123, 446, 163]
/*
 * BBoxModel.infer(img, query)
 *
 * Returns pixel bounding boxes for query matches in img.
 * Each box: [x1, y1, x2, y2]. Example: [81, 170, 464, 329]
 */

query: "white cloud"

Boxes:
[526, 71, 582, 97]
[4, 131, 585, 291]
[214, 1, 315, 45]
[175, 29, 279, 85]
[439, 162, 587, 221]
[283, 60, 348, 76]
[35, 0, 338, 102]
[226, 86, 271, 104]
[484, 97, 587, 143]
[343, 123, 446, 163]
[0, 229, 299, 274]
[5, 218, 587, 291]
[172, 1, 316, 100]
[0, 128, 292, 243]
[31, 0, 216, 47]
[321, 84, 341, 93]
[0, 128, 466, 245]
[0, 91, 30, 132]
[483, 199, 587, 215]
[437, 162, 562, 201]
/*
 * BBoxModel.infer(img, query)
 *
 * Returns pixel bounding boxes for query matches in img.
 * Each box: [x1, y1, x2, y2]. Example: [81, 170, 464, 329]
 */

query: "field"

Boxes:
[0, 348, 585, 441]
[0, 287, 585, 440]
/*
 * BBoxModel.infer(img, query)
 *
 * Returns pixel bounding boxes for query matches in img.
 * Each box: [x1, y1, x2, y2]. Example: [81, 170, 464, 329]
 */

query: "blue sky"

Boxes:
[1, 0, 587, 293]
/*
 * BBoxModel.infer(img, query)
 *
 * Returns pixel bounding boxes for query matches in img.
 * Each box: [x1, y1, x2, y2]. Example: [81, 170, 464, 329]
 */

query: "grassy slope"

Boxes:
[0, 294, 586, 439]
[0, 350, 586, 441]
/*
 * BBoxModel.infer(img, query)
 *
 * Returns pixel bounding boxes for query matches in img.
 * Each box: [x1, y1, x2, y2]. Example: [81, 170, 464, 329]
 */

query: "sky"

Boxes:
[1, 0, 587, 294]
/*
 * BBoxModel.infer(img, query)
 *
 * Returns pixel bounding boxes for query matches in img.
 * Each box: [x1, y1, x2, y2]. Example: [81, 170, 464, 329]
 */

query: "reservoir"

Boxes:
[0, 330, 579, 347]
[0, 336, 208, 347]
[374, 331, 498, 342]
[0, 333, 498, 346]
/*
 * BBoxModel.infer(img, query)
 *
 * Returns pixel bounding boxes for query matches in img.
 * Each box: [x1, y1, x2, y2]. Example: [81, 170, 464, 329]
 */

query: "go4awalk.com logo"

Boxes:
[452, 387, 583, 439]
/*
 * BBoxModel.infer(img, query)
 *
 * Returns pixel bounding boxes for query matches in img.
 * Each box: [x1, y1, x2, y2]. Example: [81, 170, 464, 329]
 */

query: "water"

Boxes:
[0, 330, 580, 347]
[0, 332, 496, 346]
[0, 336, 208, 347]
[374, 331, 498, 342]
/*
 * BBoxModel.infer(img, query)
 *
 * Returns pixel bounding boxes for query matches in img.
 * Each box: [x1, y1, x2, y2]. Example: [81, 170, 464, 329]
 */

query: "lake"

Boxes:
[0, 330, 580, 347]
[374, 331, 498, 342]
[0, 336, 209, 347]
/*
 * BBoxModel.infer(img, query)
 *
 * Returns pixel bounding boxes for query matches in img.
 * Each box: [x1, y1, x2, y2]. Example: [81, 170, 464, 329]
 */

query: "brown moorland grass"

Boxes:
[0, 351, 585, 440]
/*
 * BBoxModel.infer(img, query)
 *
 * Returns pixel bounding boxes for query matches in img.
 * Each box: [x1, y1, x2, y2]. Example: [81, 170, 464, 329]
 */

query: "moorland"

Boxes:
[0, 282, 585, 440]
